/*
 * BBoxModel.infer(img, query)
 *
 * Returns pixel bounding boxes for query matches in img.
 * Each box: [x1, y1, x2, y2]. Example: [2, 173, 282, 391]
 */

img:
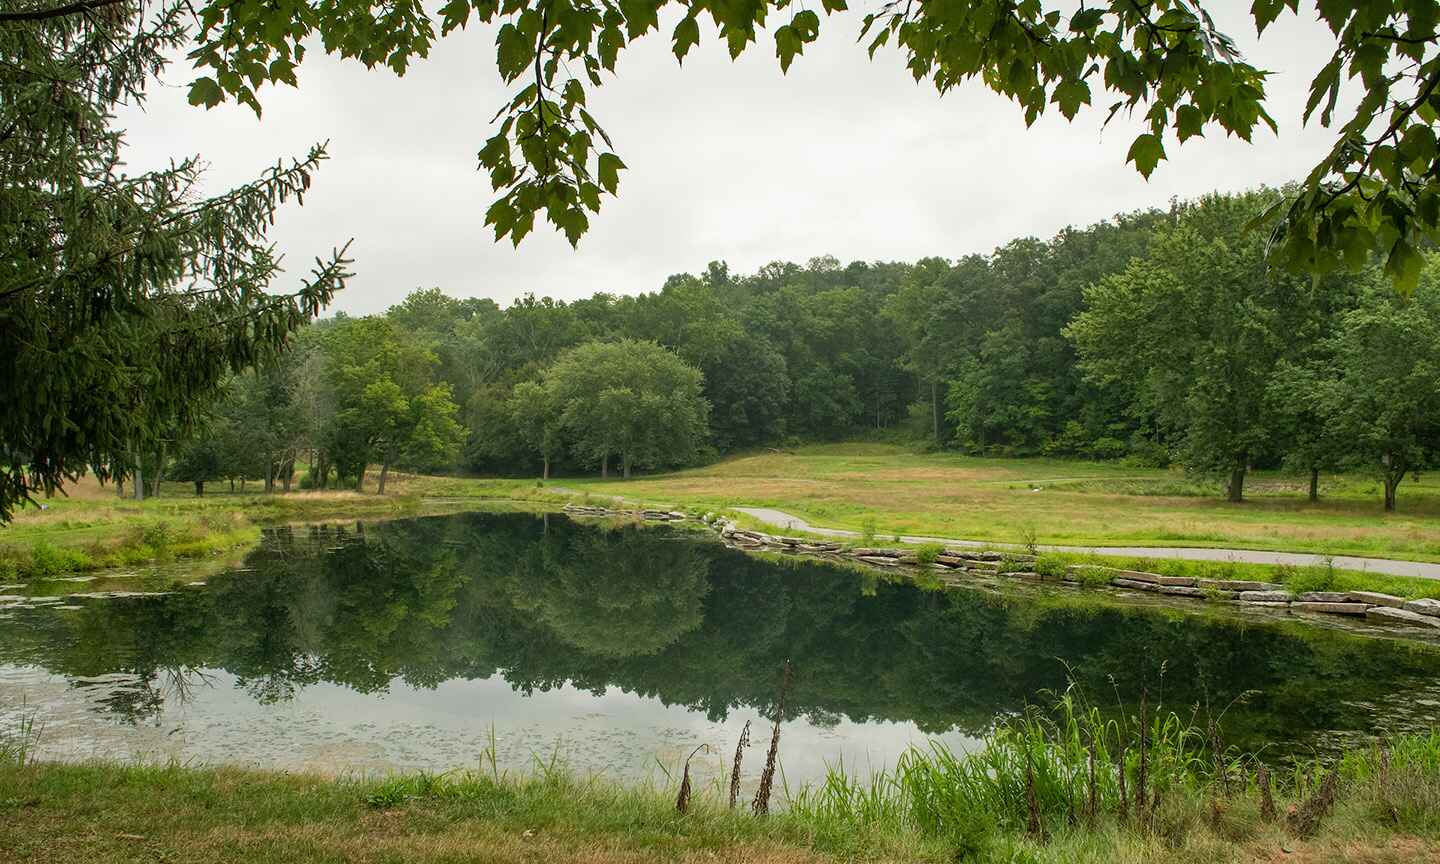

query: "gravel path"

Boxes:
[734, 507, 1440, 581]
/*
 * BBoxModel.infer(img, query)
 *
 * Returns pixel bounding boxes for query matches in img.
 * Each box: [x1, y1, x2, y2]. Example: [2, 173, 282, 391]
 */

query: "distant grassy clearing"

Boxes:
[0, 474, 562, 581]
[562, 444, 1440, 562]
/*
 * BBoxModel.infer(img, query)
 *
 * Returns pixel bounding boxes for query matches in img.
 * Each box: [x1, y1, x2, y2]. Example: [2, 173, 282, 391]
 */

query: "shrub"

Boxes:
[26, 541, 91, 578]
[997, 554, 1030, 574]
[1281, 562, 1335, 594]
[1033, 554, 1067, 579]
[914, 543, 945, 567]
[859, 516, 877, 547]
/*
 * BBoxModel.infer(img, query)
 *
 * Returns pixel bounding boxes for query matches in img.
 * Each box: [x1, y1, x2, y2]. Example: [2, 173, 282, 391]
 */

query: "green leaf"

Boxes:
[187, 76, 224, 108]
[1250, 0, 1286, 34]
[597, 152, 625, 194]
[791, 10, 821, 41]
[618, 0, 659, 40]
[774, 25, 802, 73]
[1385, 237, 1424, 294]
[820, 0, 848, 11]
[1126, 133, 1165, 179]
[1051, 78, 1090, 121]
[562, 78, 586, 111]
[1069, 8, 1104, 31]
[1174, 104, 1204, 142]
[672, 16, 700, 62]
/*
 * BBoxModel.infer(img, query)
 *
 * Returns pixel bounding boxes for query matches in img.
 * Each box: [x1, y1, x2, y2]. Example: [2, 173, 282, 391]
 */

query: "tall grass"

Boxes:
[0, 701, 43, 766]
[786, 685, 1440, 858]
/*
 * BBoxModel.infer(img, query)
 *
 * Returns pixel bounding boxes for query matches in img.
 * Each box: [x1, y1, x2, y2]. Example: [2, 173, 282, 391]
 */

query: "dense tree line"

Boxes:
[166, 188, 1440, 509]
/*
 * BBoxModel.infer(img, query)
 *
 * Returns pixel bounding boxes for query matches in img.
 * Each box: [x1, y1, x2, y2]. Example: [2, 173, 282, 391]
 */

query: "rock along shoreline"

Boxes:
[562, 504, 1440, 639]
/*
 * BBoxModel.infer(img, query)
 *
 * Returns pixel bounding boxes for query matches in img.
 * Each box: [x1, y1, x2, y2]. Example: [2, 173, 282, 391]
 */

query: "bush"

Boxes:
[859, 516, 877, 547]
[914, 543, 945, 566]
[1033, 554, 1067, 579]
[997, 554, 1031, 574]
[1281, 563, 1335, 594]
[26, 541, 91, 579]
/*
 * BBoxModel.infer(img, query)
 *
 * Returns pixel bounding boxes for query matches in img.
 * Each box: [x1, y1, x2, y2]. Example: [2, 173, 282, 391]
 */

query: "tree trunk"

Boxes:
[132, 457, 144, 501]
[117, 476, 125, 498]
[601, 454, 608, 479]
[1308, 468, 1319, 503]
[356, 465, 365, 492]
[623, 454, 632, 480]
[150, 441, 166, 497]
[1384, 473, 1402, 512]
[542, 455, 550, 480]
[377, 461, 390, 495]
[1226, 465, 1245, 503]
[194, 481, 204, 497]
[281, 457, 293, 493]
[229, 477, 235, 493]
[931, 378, 941, 447]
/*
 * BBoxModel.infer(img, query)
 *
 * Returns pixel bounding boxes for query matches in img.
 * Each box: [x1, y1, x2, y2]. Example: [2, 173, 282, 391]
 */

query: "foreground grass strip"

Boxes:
[4, 706, 1439, 863]
[0, 762, 936, 863]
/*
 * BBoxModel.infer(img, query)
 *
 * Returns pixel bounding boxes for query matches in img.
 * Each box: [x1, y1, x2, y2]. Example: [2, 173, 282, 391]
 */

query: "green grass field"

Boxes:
[7, 444, 1440, 594]
[562, 443, 1440, 562]
[0, 474, 563, 581]
[3, 726, 1438, 864]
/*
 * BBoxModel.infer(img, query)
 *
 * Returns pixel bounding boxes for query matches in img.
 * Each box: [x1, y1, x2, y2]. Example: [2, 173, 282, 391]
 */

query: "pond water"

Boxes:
[3, 511, 1440, 788]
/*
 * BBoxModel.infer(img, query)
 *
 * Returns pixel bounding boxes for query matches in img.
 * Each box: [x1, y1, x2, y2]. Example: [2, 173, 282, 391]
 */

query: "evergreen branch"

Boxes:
[0, 0, 126, 23]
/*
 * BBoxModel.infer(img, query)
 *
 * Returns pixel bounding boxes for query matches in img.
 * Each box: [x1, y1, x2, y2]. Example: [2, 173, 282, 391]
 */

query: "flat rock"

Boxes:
[1292, 601, 1369, 616]
[1299, 591, 1351, 603]
[1111, 578, 1160, 592]
[1366, 606, 1440, 628]
[1239, 591, 1293, 603]
[944, 550, 1004, 561]
[1158, 585, 1207, 598]
[850, 548, 903, 558]
[1402, 598, 1440, 618]
[1111, 570, 1196, 587]
[1348, 591, 1405, 608]
[856, 556, 900, 567]
[1195, 579, 1284, 592]
[1242, 601, 1292, 609]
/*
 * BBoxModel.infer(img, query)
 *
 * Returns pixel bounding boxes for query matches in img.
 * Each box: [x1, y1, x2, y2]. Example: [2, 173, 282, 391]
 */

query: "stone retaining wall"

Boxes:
[560, 505, 1440, 635]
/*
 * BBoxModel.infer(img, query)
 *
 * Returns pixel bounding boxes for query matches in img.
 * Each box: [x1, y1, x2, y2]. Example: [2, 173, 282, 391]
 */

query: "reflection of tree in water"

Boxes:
[529, 529, 709, 659]
[77, 665, 215, 725]
[2, 510, 1439, 756]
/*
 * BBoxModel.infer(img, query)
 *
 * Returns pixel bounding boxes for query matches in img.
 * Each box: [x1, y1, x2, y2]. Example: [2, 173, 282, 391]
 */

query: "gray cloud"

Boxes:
[117, 1, 1343, 315]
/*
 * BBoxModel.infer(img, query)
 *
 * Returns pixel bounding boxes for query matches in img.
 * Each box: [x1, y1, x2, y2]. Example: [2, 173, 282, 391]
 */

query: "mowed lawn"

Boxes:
[564, 443, 1440, 561]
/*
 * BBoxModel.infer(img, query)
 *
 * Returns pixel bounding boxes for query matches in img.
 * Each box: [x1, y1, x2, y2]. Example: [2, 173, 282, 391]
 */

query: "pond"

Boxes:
[3, 511, 1440, 788]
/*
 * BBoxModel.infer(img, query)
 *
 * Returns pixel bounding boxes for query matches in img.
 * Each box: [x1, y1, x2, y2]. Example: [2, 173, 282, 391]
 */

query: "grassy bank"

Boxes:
[3, 697, 1437, 863]
[0, 474, 565, 582]
[562, 443, 1440, 563]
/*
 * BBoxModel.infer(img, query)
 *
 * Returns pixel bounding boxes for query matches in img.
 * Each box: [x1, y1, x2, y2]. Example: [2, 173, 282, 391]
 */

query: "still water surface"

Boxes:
[3, 511, 1440, 786]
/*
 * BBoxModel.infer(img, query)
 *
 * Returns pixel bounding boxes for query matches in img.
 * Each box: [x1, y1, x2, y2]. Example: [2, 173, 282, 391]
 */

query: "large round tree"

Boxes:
[543, 339, 710, 478]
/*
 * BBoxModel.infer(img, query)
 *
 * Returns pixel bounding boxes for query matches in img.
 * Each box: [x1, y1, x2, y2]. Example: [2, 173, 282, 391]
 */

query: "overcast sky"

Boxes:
[117, 1, 1342, 316]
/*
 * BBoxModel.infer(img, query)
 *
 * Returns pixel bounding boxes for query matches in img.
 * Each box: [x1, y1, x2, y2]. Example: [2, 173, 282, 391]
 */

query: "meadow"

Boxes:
[565, 444, 1440, 563]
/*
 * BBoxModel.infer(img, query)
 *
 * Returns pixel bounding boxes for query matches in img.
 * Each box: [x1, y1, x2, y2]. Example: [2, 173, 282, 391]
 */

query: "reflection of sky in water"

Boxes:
[0, 664, 976, 787]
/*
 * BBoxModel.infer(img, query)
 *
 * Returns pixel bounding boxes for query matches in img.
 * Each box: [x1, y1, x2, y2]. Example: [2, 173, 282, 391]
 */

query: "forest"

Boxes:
[166, 187, 1440, 510]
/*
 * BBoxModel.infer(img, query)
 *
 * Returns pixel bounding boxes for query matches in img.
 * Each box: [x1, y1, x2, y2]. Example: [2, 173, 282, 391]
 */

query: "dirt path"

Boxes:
[734, 507, 1440, 581]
